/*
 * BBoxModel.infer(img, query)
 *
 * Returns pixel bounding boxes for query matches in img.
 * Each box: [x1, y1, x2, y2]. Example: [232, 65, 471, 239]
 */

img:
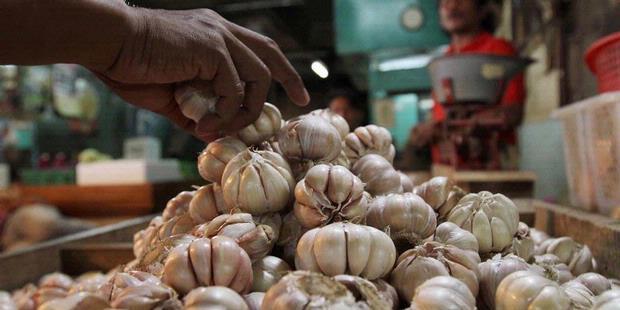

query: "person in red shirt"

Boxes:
[409, 0, 525, 168]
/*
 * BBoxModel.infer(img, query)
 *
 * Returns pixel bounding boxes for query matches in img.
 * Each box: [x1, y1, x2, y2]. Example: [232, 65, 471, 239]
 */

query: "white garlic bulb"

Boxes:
[575, 273, 611, 296]
[344, 125, 396, 164]
[252, 256, 291, 292]
[38, 292, 109, 310]
[188, 183, 230, 224]
[162, 190, 195, 221]
[398, 171, 414, 192]
[295, 222, 396, 280]
[294, 164, 368, 228]
[592, 289, 620, 310]
[174, 82, 218, 123]
[237, 103, 283, 146]
[197, 137, 246, 183]
[351, 154, 403, 196]
[275, 211, 307, 266]
[243, 292, 264, 310]
[532, 254, 575, 284]
[309, 108, 350, 139]
[478, 254, 531, 310]
[446, 191, 519, 254]
[495, 271, 570, 310]
[562, 280, 595, 310]
[505, 222, 535, 262]
[0, 291, 17, 310]
[184, 286, 249, 310]
[101, 271, 181, 310]
[221, 149, 295, 215]
[544, 237, 596, 276]
[413, 177, 467, 220]
[332, 275, 394, 309]
[366, 193, 436, 245]
[278, 115, 342, 162]
[408, 276, 476, 310]
[530, 228, 551, 246]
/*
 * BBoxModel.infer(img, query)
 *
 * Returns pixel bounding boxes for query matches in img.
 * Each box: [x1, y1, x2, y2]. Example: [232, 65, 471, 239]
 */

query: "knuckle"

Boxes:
[262, 37, 280, 51]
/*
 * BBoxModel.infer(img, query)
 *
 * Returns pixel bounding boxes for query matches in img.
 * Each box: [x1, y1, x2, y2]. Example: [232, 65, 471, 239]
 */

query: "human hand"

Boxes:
[92, 7, 309, 141]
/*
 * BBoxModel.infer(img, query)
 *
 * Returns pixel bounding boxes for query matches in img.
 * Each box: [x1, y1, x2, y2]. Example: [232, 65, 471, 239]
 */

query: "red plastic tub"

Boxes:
[585, 32, 620, 93]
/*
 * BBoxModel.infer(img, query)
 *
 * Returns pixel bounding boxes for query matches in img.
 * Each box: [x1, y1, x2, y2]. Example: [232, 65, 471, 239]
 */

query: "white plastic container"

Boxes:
[553, 92, 620, 214]
[77, 159, 181, 186]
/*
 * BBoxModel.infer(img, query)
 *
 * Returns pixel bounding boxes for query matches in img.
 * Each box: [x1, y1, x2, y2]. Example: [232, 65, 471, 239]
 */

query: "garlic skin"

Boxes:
[446, 191, 519, 254]
[495, 271, 570, 310]
[236, 102, 283, 146]
[278, 115, 342, 162]
[575, 273, 611, 296]
[162, 190, 195, 221]
[309, 108, 350, 139]
[133, 216, 163, 258]
[408, 276, 476, 310]
[12, 284, 37, 310]
[413, 177, 467, 220]
[366, 193, 436, 245]
[101, 271, 181, 310]
[193, 213, 278, 262]
[184, 287, 249, 310]
[477, 254, 531, 310]
[344, 125, 396, 164]
[32, 273, 74, 307]
[294, 164, 368, 228]
[156, 213, 196, 241]
[372, 279, 400, 310]
[398, 171, 414, 192]
[391, 222, 481, 301]
[189, 183, 230, 224]
[161, 236, 253, 295]
[532, 254, 575, 284]
[0, 291, 17, 310]
[69, 272, 108, 295]
[288, 150, 351, 181]
[243, 292, 264, 310]
[174, 82, 218, 123]
[562, 280, 595, 310]
[197, 137, 247, 183]
[221, 149, 295, 215]
[295, 222, 397, 280]
[351, 154, 403, 196]
[252, 256, 291, 292]
[275, 211, 307, 266]
[505, 222, 535, 262]
[38, 293, 109, 310]
[592, 289, 620, 310]
[530, 228, 551, 246]
[545, 236, 596, 276]
[332, 275, 394, 309]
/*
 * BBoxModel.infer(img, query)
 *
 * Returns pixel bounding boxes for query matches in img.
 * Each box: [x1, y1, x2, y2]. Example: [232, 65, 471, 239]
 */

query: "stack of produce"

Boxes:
[2, 103, 618, 310]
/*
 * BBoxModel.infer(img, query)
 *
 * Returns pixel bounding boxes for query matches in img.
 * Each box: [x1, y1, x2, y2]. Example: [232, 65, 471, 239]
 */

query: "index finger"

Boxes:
[225, 22, 310, 107]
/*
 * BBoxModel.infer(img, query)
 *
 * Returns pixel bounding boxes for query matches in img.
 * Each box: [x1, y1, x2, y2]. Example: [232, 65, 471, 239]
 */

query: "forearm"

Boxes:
[0, 0, 134, 69]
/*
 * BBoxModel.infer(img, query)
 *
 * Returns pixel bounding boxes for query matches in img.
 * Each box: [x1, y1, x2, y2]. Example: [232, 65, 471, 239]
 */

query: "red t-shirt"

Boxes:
[430, 32, 525, 164]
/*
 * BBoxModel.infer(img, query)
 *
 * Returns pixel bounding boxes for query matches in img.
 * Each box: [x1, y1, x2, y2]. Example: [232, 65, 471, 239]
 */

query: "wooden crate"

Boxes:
[534, 200, 620, 279]
[0, 216, 152, 290]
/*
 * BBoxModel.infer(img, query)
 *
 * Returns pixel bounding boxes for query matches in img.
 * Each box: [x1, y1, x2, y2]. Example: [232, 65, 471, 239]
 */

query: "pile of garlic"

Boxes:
[2, 103, 619, 310]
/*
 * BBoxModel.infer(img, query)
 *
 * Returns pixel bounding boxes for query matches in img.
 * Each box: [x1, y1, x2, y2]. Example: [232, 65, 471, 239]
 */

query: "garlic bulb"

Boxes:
[332, 275, 394, 309]
[530, 228, 551, 246]
[235, 102, 283, 146]
[0, 291, 16, 310]
[161, 235, 253, 295]
[221, 149, 295, 215]
[409, 276, 476, 310]
[295, 222, 396, 280]
[193, 213, 278, 262]
[38, 293, 109, 310]
[344, 125, 395, 164]
[252, 256, 291, 292]
[275, 211, 307, 266]
[12, 284, 37, 310]
[505, 222, 535, 262]
[133, 216, 163, 258]
[184, 287, 249, 310]
[243, 292, 264, 310]
[162, 190, 195, 221]
[532, 254, 575, 284]
[351, 154, 403, 196]
[294, 164, 368, 228]
[562, 280, 595, 310]
[391, 222, 480, 301]
[262, 271, 362, 309]
[69, 272, 108, 295]
[288, 150, 351, 181]
[197, 137, 247, 183]
[478, 254, 531, 310]
[495, 271, 570, 310]
[592, 289, 620, 310]
[101, 271, 181, 310]
[309, 108, 350, 139]
[372, 279, 400, 310]
[446, 191, 519, 254]
[413, 177, 467, 220]
[366, 193, 436, 245]
[278, 115, 342, 162]
[156, 213, 195, 241]
[32, 273, 74, 307]
[544, 237, 596, 276]
[174, 82, 218, 123]
[398, 171, 414, 192]
[189, 183, 230, 224]
[575, 273, 611, 296]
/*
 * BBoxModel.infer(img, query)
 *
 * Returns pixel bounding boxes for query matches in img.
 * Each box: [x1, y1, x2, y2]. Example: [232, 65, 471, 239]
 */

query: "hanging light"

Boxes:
[311, 60, 329, 79]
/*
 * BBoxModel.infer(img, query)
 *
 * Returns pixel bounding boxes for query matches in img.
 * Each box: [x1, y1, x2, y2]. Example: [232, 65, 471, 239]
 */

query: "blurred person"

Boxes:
[0, 0, 309, 142]
[327, 90, 364, 129]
